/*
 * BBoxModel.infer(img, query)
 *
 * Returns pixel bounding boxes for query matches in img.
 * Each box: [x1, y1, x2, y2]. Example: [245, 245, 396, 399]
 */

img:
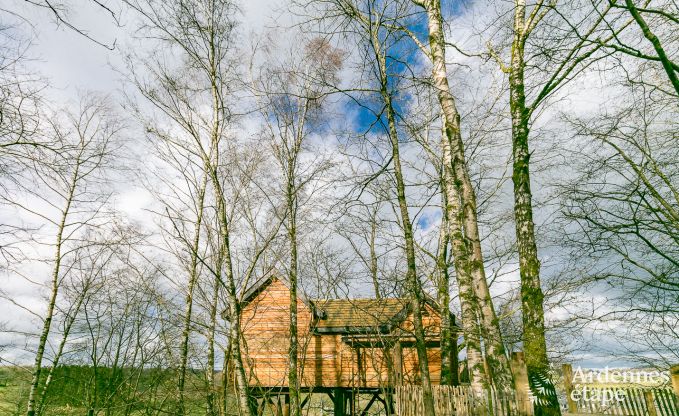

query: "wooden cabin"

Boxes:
[236, 275, 460, 402]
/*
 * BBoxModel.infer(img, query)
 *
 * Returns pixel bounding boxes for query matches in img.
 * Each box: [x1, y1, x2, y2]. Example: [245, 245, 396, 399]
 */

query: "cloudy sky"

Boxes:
[1, 0, 670, 370]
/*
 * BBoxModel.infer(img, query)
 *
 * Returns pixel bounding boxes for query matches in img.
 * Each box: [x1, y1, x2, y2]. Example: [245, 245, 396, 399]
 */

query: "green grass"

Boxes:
[0, 366, 235, 416]
[0, 367, 31, 416]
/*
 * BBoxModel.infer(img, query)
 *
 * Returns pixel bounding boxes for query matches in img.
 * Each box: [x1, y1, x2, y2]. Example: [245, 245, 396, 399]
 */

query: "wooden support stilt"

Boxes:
[274, 395, 282, 416]
[359, 393, 379, 416]
[383, 390, 394, 415]
[248, 396, 258, 416]
[333, 388, 346, 416]
[644, 390, 658, 416]
[392, 342, 403, 386]
[300, 393, 310, 409]
[282, 394, 290, 416]
[257, 397, 266, 416]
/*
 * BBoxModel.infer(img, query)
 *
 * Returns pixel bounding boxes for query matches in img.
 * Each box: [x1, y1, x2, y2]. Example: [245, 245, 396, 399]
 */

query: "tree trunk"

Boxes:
[178, 174, 207, 416]
[436, 190, 454, 386]
[207, 267, 220, 416]
[287, 175, 301, 416]
[441, 144, 488, 393]
[423, 0, 514, 393]
[215, 185, 254, 416]
[509, 2, 560, 414]
[375, 34, 436, 415]
[204, 21, 254, 414]
[370, 214, 381, 300]
[26, 163, 79, 416]
[35, 287, 87, 415]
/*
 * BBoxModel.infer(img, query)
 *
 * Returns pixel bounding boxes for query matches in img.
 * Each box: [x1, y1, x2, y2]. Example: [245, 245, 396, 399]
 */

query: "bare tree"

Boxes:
[298, 1, 441, 413]
[561, 83, 679, 366]
[122, 0, 257, 411]
[597, 0, 679, 95]
[0, 96, 120, 416]
[251, 35, 342, 415]
[406, 0, 514, 394]
[1, 0, 120, 49]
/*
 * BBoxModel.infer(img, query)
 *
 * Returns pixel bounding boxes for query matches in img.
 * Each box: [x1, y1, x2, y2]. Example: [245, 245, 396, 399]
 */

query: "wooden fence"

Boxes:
[395, 385, 678, 416]
[395, 362, 679, 416]
[395, 385, 524, 416]
[562, 363, 679, 416]
[565, 386, 678, 416]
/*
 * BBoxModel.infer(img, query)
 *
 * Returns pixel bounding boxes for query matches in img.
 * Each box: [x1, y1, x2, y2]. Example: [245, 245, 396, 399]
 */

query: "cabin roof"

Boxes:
[236, 274, 460, 333]
[311, 298, 409, 333]
[240, 272, 315, 308]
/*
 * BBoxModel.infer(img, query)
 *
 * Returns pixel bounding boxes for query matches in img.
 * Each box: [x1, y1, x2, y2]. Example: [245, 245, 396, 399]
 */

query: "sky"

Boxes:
[0, 0, 674, 370]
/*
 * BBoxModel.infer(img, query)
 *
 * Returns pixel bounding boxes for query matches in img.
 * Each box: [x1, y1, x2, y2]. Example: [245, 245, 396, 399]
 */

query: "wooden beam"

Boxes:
[384, 390, 394, 415]
[300, 393, 310, 409]
[256, 398, 266, 416]
[359, 393, 379, 416]
[282, 394, 290, 416]
[274, 395, 282, 416]
[392, 342, 403, 386]
[349, 390, 356, 416]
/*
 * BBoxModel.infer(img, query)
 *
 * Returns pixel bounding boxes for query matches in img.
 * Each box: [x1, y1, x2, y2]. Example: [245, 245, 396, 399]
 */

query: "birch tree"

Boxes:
[561, 84, 679, 366]
[483, 0, 627, 409]
[300, 1, 439, 413]
[123, 0, 256, 413]
[407, 0, 514, 393]
[0, 97, 120, 416]
[141, 133, 210, 414]
[125, 3, 290, 414]
[600, 0, 679, 96]
[252, 36, 342, 416]
[34, 225, 142, 416]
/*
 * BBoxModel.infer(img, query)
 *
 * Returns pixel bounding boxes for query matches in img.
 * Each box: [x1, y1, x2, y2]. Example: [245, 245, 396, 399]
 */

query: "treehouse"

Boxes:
[231, 274, 461, 415]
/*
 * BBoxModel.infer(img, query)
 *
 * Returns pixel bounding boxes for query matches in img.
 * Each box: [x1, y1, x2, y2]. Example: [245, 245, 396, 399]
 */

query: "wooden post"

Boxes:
[334, 388, 346, 416]
[643, 390, 657, 416]
[451, 333, 459, 386]
[510, 352, 532, 416]
[385, 389, 395, 415]
[282, 393, 290, 416]
[256, 397, 266, 416]
[562, 363, 578, 413]
[249, 396, 259, 416]
[274, 395, 282, 416]
[349, 390, 356, 416]
[392, 342, 403, 386]
[670, 364, 679, 411]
